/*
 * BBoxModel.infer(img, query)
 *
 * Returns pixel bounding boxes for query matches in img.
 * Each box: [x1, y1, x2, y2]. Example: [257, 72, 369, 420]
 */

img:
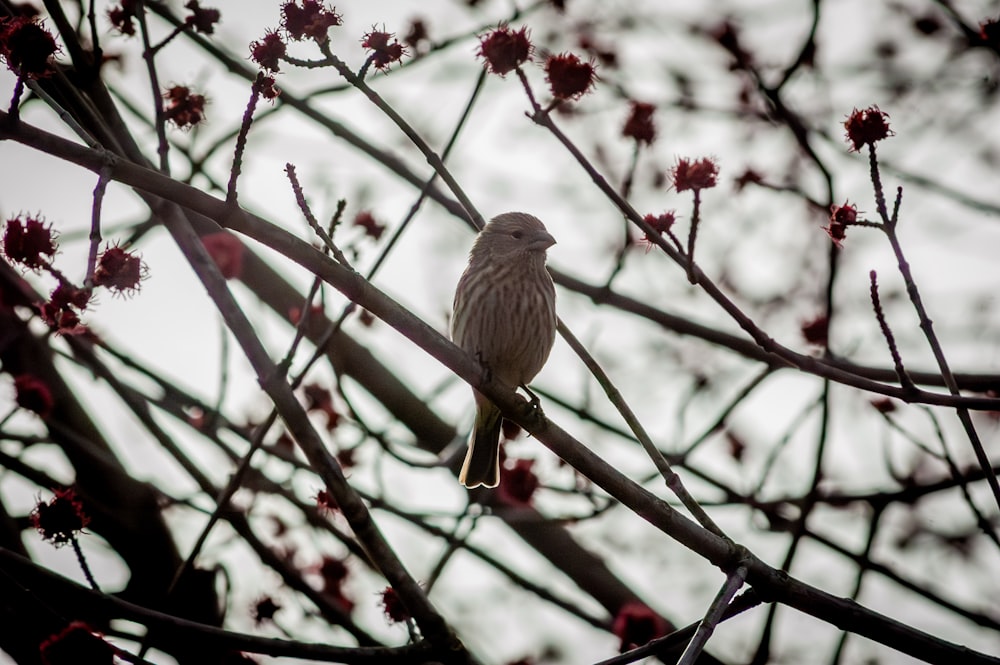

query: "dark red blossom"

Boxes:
[733, 168, 764, 191]
[315, 488, 339, 514]
[303, 383, 340, 430]
[289, 303, 324, 328]
[612, 602, 669, 652]
[362, 29, 406, 70]
[353, 210, 386, 240]
[477, 25, 531, 76]
[14, 374, 53, 417]
[336, 447, 356, 469]
[257, 73, 280, 100]
[3, 214, 56, 269]
[201, 231, 245, 279]
[40, 284, 89, 335]
[622, 101, 656, 145]
[670, 157, 719, 192]
[31, 487, 89, 546]
[801, 314, 829, 346]
[94, 245, 145, 295]
[251, 596, 281, 625]
[641, 211, 676, 242]
[251, 30, 286, 72]
[710, 20, 753, 69]
[184, 0, 221, 35]
[824, 201, 858, 247]
[404, 18, 429, 52]
[380, 587, 410, 623]
[824, 222, 847, 247]
[871, 397, 897, 413]
[39, 621, 116, 665]
[843, 106, 893, 151]
[544, 52, 596, 100]
[163, 85, 206, 129]
[316, 556, 354, 612]
[0, 16, 58, 78]
[281, 1, 342, 43]
[498, 459, 540, 506]
[107, 0, 139, 36]
[39, 300, 85, 335]
[318, 556, 348, 585]
[50, 283, 91, 310]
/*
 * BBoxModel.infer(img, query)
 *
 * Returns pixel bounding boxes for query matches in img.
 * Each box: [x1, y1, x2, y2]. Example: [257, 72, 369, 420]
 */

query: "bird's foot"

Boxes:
[521, 384, 542, 411]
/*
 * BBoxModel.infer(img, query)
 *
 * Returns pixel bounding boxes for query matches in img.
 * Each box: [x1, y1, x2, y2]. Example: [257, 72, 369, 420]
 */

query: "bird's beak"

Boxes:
[530, 230, 557, 251]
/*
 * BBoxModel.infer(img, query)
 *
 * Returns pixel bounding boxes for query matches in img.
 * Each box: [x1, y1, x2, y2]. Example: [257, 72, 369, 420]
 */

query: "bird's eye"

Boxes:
[511, 230, 524, 239]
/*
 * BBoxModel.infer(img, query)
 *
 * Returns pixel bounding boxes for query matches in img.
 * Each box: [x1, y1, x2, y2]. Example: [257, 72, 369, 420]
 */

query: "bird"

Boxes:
[451, 212, 558, 488]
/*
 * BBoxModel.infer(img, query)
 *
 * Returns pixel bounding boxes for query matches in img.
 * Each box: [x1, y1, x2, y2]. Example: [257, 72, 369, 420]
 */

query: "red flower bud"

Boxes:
[642, 212, 676, 242]
[251, 596, 281, 625]
[498, 458, 540, 506]
[250, 30, 286, 72]
[94, 245, 146, 295]
[2, 214, 56, 269]
[824, 201, 858, 247]
[478, 25, 531, 76]
[201, 231, 245, 279]
[281, 0, 341, 43]
[184, 0, 220, 35]
[31, 487, 89, 546]
[843, 106, 893, 151]
[0, 16, 58, 78]
[353, 210, 386, 240]
[801, 314, 829, 346]
[164, 85, 207, 129]
[362, 29, 407, 70]
[670, 157, 719, 192]
[14, 374, 54, 417]
[622, 101, 656, 145]
[613, 602, 669, 652]
[544, 52, 596, 100]
[107, 1, 139, 36]
[380, 587, 411, 624]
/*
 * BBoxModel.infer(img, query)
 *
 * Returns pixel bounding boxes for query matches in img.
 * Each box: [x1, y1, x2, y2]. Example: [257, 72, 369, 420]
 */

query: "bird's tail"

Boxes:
[459, 402, 502, 488]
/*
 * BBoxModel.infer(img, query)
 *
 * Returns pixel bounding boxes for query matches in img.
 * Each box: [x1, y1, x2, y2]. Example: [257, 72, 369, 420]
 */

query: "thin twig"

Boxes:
[85, 162, 114, 289]
[557, 320, 728, 539]
[135, 0, 170, 173]
[226, 74, 265, 204]
[87, 0, 100, 60]
[869, 148, 1000, 513]
[70, 535, 101, 592]
[676, 565, 747, 665]
[869, 270, 915, 392]
[319, 43, 484, 229]
[7, 73, 25, 119]
[592, 589, 762, 665]
[686, 189, 702, 283]
[284, 163, 351, 267]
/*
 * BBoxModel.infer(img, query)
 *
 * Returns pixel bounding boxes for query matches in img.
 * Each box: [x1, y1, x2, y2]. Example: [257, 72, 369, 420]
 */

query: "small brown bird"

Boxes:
[451, 212, 558, 488]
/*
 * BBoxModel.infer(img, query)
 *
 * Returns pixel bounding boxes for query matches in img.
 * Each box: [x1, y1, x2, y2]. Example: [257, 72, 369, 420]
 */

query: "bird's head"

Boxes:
[472, 212, 556, 261]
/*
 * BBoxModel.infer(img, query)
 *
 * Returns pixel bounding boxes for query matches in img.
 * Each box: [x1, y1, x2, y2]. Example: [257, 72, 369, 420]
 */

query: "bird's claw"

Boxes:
[521, 384, 541, 411]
